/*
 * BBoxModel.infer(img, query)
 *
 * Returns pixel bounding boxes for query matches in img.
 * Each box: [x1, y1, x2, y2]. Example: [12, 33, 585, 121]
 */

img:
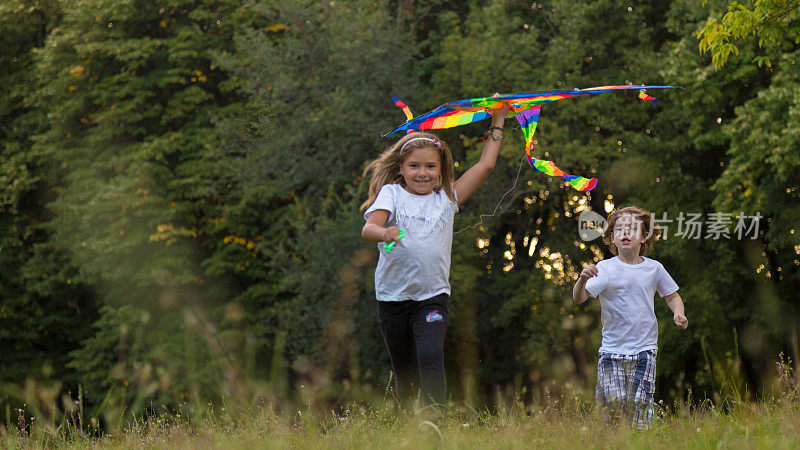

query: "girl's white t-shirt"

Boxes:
[364, 184, 458, 301]
[585, 256, 679, 354]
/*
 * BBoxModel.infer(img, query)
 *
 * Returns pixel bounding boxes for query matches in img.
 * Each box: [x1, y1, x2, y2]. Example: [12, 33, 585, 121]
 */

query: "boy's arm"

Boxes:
[362, 209, 400, 243]
[573, 264, 598, 304]
[573, 278, 591, 304]
[664, 292, 688, 329]
[454, 101, 509, 204]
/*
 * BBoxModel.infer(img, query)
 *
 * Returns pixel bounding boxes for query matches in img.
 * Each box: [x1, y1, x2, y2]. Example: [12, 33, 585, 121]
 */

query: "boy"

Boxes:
[573, 206, 688, 429]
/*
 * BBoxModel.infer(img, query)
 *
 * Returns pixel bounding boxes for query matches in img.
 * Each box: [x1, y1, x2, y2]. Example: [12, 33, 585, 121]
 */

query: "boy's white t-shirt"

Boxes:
[364, 184, 458, 301]
[585, 256, 679, 354]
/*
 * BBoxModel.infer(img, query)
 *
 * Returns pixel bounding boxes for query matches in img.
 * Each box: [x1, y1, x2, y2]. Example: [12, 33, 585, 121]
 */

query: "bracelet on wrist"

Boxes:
[485, 126, 503, 141]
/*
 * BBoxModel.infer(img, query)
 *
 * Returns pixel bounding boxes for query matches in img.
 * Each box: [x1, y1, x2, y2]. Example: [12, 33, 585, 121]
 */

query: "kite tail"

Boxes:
[528, 157, 597, 191]
[391, 96, 414, 121]
[516, 106, 597, 191]
[638, 89, 658, 104]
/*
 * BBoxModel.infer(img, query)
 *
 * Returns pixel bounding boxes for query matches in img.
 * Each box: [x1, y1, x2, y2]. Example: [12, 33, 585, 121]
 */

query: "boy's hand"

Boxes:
[383, 226, 401, 244]
[579, 264, 598, 280]
[673, 313, 688, 329]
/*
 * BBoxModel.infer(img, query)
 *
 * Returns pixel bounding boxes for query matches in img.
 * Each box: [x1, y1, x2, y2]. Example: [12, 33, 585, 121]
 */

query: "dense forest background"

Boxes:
[1, 0, 799, 429]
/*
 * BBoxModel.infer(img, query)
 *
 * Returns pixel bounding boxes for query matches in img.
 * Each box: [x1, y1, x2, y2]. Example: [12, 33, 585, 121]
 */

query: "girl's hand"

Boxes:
[490, 93, 510, 126]
[453, 92, 509, 204]
[383, 226, 401, 244]
[673, 313, 688, 329]
[579, 264, 598, 280]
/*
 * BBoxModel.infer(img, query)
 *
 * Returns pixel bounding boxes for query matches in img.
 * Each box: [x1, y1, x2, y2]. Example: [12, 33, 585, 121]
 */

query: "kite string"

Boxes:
[454, 155, 527, 235]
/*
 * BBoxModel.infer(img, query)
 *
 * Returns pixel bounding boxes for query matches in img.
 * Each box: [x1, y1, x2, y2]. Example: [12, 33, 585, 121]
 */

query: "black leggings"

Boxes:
[378, 294, 449, 405]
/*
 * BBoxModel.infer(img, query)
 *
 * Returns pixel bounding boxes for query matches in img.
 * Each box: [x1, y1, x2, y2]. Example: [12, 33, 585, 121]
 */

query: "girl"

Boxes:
[361, 103, 509, 405]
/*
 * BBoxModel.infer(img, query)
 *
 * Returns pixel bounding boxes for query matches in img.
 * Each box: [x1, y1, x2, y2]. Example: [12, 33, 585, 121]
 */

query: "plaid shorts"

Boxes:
[595, 349, 657, 429]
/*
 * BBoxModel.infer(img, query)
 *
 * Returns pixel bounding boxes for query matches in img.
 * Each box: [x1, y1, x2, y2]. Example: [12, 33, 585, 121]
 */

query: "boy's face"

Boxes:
[611, 213, 647, 253]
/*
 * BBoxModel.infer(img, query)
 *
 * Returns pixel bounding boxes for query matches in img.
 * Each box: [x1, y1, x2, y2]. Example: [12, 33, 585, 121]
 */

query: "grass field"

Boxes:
[3, 396, 800, 449]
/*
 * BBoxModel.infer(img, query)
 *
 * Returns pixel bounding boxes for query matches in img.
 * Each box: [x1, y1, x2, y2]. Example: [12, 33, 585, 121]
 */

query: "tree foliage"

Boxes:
[698, 0, 800, 68]
[1, 0, 799, 427]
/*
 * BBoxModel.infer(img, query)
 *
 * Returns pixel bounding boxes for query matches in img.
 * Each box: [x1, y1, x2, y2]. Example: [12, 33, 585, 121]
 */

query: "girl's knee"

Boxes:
[416, 349, 444, 368]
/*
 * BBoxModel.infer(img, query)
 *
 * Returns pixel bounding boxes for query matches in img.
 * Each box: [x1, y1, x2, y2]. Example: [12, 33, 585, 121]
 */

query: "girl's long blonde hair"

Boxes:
[360, 132, 455, 211]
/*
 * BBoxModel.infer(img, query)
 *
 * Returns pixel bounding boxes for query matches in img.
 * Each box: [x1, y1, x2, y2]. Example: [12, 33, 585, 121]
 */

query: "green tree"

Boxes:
[710, 49, 800, 388]
[27, 0, 251, 416]
[0, 0, 102, 400]
[698, 0, 800, 68]
[212, 0, 420, 399]
[3, 0, 799, 421]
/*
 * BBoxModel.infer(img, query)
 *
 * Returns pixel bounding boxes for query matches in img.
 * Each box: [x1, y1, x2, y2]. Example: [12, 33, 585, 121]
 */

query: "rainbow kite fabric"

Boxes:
[385, 84, 680, 190]
[515, 106, 597, 191]
[392, 96, 414, 121]
[638, 89, 658, 104]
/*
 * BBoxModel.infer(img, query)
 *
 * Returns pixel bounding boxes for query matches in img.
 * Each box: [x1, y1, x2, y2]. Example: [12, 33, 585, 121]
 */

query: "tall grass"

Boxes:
[2, 353, 797, 448]
[3, 372, 800, 449]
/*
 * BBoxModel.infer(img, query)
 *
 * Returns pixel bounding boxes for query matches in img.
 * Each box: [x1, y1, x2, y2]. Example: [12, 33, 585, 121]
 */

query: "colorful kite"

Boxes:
[391, 96, 414, 121]
[515, 106, 597, 191]
[638, 89, 658, 104]
[385, 85, 680, 191]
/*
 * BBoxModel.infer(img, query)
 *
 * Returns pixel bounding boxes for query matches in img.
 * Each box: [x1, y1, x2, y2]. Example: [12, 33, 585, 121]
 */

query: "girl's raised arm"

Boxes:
[454, 100, 510, 204]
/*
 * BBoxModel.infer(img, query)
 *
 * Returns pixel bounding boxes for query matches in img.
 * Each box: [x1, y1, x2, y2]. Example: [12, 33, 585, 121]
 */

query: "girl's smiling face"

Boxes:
[400, 147, 442, 195]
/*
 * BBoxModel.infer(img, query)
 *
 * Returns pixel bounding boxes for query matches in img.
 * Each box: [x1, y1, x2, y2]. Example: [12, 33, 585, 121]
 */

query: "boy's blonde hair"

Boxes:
[360, 131, 455, 211]
[602, 206, 661, 255]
